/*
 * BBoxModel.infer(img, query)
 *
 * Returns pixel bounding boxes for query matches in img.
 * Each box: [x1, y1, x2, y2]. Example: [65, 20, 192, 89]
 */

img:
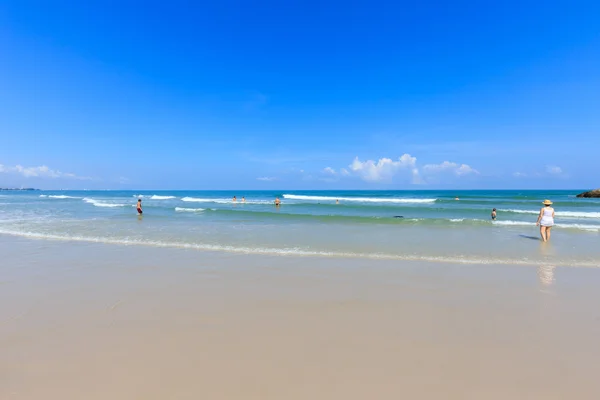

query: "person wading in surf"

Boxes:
[536, 200, 555, 242]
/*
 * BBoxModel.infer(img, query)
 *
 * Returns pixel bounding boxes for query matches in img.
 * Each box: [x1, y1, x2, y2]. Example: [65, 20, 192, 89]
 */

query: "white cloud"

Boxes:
[546, 165, 562, 175]
[513, 172, 527, 178]
[456, 164, 478, 175]
[423, 161, 479, 176]
[349, 154, 419, 183]
[256, 177, 277, 181]
[0, 164, 90, 180]
[319, 155, 478, 184]
[323, 167, 337, 175]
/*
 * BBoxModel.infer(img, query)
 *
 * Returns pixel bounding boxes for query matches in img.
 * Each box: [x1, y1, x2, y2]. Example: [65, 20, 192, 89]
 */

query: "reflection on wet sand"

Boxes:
[537, 265, 555, 286]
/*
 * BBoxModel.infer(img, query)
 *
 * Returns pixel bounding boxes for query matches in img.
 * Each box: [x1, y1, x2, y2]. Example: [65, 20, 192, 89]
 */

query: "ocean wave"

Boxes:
[171, 207, 600, 231]
[83, 198, 128, 208]
[2, 228, 598, 267]
[181, 197, 272, 204]
[282, 194, 436, 204]
[555, 224, 600, 232]
[150, 195, 176, 200]
[45, 195, 80, 199]
[493, 220, 535, 226]
[500, 209, 600, 219]
[39, 194, 80, 199]
[182, 197, 224, 203]
[175, 207, 205, 212]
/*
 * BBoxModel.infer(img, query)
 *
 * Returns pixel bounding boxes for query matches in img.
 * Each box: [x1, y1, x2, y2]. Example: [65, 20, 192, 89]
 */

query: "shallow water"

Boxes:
[1, 190, 599, 266]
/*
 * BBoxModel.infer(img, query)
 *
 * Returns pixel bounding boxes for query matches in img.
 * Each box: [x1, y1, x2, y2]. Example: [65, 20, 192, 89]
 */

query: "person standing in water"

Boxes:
[274, 197, 281, 206]
[491, 208, 497, 220]
[242, 196, 246, 203]
[536, 200, 555, 242]
[136, 198, 143, 215]
[232, 196, 237, 202]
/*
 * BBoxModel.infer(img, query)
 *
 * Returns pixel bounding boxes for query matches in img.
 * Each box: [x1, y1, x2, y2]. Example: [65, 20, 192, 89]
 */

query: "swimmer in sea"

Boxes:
[136, 199, 143, 214]
[242, 196, 246, 203]
[232, 196, 237, 202]
[491, 208, 497, 220]
[274, 197, 281, 206]
[336, 199, 339, 204]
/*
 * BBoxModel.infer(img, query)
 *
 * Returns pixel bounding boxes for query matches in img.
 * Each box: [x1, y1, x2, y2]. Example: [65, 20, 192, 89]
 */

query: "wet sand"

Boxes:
[1, 236, 600, 399]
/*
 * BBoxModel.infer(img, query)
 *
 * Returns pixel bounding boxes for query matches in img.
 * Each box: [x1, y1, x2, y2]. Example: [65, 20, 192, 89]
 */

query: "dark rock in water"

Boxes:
[576, 189, 600, 198]
[393, 216, 404, 218]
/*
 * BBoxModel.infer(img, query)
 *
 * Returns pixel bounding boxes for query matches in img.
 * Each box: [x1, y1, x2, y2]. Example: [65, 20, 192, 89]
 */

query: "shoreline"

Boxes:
[2, 189, 599, 270]
[1, 232, 597, 268]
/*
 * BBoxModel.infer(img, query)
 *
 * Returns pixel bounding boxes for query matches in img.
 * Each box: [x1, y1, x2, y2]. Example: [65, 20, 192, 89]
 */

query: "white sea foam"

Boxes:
[0, 228, 598, 268]
[182, 197, 224, 203]
[181, 197, 272, 204]
[46, 195, 80, 199]
[150, 195, 176, 200]
[492, 219, 600, 231]
[500, 209, 600, 219]
[83, 198, 128, 208]
[450, 218, 465, 222]
[175, 207, 205, 212]
[282, 194, 436, 203]
[39, 195, 48, 198]
[556, 223, 600, 232]
[493, 220, 536, 226]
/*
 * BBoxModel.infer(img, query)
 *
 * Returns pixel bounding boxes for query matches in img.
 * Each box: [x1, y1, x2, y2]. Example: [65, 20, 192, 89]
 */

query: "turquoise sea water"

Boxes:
[1, 190, 599, 267]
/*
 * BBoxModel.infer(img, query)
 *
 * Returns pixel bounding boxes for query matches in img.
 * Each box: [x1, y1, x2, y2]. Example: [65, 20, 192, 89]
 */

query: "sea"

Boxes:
[1, 190, 599, 267]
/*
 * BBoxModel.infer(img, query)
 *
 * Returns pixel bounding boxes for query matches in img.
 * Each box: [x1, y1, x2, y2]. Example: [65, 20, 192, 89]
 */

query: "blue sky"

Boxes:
[1, 0, 599, 190]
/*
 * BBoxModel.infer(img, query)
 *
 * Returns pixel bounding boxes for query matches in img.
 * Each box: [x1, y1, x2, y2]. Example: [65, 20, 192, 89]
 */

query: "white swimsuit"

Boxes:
[540, 208, 554, 227]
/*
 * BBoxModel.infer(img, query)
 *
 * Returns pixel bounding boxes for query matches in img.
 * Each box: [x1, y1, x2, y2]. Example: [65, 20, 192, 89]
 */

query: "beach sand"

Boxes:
[1, 236, 600, 399]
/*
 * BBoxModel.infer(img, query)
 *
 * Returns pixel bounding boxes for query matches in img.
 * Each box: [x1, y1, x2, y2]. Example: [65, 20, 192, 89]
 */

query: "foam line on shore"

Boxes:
[1, 229, 598, 268]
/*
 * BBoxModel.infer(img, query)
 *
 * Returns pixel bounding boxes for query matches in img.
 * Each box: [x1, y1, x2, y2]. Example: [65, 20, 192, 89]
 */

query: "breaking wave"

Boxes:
[282, 194, 436, 203]
[83, 198, 128, 208]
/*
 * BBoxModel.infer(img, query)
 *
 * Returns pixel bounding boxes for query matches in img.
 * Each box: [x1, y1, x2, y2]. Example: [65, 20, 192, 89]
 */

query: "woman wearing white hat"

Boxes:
[536, 200, 555, 242]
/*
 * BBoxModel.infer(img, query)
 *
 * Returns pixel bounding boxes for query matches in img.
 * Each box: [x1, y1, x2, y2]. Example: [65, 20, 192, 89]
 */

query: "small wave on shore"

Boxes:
[493, 219, 600, 231]
[500, 209, 600, 219]
[0, 228, 599, 268]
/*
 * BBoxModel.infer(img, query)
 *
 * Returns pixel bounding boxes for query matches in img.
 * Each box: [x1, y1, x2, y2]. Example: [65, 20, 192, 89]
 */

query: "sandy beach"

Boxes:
[2, 236, 600, 399]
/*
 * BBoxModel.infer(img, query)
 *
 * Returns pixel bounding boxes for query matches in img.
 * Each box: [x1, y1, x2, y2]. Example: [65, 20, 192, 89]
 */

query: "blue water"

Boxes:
[1, 190, 599, 266]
